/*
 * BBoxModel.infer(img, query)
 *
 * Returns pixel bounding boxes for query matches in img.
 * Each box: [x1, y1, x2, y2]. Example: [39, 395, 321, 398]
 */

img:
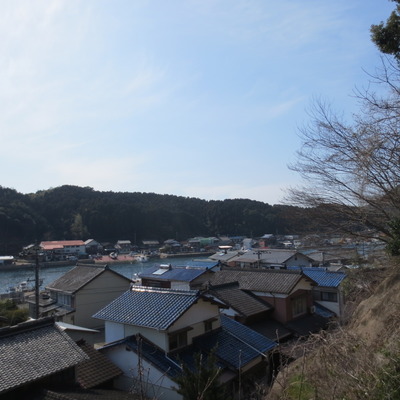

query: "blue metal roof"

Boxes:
[126, 336, 183, 378]
[194, 315, 277, 369]
[139, 265, 210, 282]
[93, 287, 200, 330]
[183, 260, 220, 269]
[314, 303, 336, 318]
[288, 267, 346, 287]
[101, 315, 277, 377]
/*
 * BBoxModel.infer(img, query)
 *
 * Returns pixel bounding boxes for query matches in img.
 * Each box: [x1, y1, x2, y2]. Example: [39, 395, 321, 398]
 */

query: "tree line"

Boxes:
[0, 184, 320, 255]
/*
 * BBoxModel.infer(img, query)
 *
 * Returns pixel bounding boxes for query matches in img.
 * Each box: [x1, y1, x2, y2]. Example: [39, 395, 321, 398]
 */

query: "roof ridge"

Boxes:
[221, 266, 302, 275]
[130, 286, 199, 296]
[0, 316, 55, 338]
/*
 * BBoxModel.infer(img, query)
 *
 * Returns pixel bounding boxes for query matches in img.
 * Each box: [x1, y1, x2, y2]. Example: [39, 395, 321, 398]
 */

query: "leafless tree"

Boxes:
[287, 58, 400, 246]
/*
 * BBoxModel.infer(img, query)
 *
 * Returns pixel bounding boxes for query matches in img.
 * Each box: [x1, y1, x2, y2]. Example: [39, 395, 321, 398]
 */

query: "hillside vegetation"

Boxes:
[0, 185, 320, 255]
[267, 258, 400, 400]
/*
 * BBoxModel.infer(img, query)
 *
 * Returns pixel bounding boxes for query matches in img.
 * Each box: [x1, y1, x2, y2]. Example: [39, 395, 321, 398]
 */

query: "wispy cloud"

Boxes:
[0, 0, 393, 203]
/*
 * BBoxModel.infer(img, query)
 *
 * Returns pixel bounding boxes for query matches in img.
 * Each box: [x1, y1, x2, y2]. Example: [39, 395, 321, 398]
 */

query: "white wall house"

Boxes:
[28, 265, 131, 329]
[93, 287, 277, 400]
[40, 240, 87, 261]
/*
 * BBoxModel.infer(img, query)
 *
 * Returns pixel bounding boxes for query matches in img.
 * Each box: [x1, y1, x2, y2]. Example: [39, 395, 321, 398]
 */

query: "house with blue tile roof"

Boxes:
[139, 263, 216, 290]
[288, 266, 347, 318]
[94, 286, 277, 400]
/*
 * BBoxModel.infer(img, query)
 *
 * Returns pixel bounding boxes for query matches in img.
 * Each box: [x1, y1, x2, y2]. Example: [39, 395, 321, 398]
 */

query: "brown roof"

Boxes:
[46, 265, 131, 293]
[207, 282, 272, 317]
[76, 341, 122, 389]
[210, 267, 308, 294]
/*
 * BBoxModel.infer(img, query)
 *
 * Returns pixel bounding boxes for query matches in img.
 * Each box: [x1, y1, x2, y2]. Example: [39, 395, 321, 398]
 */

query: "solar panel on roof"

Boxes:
[153, 264, 171, 275]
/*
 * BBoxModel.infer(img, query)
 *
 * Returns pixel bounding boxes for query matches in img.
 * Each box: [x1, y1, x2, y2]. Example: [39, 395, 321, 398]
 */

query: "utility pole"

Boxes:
[34, 245, 40, 319]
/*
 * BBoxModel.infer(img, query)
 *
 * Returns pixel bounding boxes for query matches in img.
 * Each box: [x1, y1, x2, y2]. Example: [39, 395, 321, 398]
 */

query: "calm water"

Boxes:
[0, 256, 209, 294]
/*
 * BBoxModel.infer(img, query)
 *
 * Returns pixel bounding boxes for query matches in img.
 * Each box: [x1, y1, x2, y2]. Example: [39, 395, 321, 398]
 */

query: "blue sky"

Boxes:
[0, 0, 394, 205]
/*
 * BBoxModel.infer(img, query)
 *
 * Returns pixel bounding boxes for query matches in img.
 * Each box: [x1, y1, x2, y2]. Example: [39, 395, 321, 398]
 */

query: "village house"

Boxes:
[84, 239, 103, 255]
[0, 317, 88, 399]
[204, 281, 273, 325]
[138, 263, 217, 290]
[40, 240, 87, 261]
[93, 286, 277, 400]
[0, 256, 14, 265]
[226, 249, 315, 269]
[115, 240, 132, 254]
[306, 248, 360, 268]
[209, 267, 317, 325]
[141, 239, 160, 252]
[0, 317, 141, 400]
[209, 249, 242, 264]
[288, 266, 347, 319]
[26, 265, 131, 329]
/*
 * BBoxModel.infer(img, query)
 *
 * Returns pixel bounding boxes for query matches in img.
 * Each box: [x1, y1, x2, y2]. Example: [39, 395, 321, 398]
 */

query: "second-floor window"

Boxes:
[169, 331, 188, 351]
[58, 293, 72, 307]
[321, 291, 338, 302]
[313, 290, 338, 303]
[204, 320, 213, 332]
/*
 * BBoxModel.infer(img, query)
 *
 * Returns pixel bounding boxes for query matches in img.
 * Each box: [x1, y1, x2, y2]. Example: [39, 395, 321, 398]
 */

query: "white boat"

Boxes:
[134, 254, 149, 262]
[17, 281, 29, 292]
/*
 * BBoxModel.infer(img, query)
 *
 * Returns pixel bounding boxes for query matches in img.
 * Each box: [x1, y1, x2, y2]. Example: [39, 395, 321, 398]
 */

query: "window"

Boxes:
[58, 293, 72, 307]
[169, 331, 187, 351]
[321, 291, 338, 302]
[204, 320, 213, 332]
[292, 295, 307, 317]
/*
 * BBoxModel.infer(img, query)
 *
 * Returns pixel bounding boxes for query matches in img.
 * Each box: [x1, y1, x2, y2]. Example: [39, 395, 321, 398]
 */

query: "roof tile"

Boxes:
[0, 318, 88, 394]
[93, 287, 200, 330]
[210, 268, 305, 294]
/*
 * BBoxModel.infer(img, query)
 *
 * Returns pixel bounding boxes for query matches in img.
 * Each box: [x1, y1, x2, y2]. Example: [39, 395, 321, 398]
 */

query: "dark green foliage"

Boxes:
[0, 185, 316, 254]
[0, 299, 29, 327]
[174, 350, 231, 400]
[371, 1, 400, 60]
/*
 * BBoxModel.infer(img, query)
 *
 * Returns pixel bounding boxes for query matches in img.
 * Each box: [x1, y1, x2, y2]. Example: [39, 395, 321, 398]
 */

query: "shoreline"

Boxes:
[0, 252, 214, 271]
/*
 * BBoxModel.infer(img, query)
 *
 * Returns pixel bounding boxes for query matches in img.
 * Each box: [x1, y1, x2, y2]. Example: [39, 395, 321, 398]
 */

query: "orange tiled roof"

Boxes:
[41, 240, 85, 250]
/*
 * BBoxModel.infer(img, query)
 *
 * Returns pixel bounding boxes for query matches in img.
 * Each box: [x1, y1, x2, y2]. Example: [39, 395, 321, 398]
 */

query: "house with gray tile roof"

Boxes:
[27, 265, 131, 329]
[204, 281, 272, 324]
[226, 249, 314, 269]
[0, 317, 88, 398]
[94, 287, 277, 400]
[208, 249, 242, 263]
[210, 267, 317, 325]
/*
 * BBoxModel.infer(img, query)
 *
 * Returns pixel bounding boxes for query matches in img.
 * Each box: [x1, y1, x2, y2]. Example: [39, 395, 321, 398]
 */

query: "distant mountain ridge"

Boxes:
[0, 184, 315, 255]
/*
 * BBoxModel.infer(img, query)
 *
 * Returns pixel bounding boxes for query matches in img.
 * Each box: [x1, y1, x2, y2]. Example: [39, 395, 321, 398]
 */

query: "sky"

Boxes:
[0, 0, 395, 205]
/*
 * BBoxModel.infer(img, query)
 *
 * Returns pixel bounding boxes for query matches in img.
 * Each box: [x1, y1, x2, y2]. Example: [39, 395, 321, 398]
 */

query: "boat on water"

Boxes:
[134, 254, 149, 262]
[8, 278, 44, 293]
[129, 252, 149, 262]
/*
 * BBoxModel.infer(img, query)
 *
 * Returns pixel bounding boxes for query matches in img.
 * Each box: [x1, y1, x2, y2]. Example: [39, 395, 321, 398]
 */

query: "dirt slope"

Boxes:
[267, 262, 400, 400]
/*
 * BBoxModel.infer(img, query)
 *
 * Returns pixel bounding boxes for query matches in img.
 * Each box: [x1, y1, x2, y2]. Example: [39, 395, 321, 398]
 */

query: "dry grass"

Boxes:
[266, 259, 400, 400]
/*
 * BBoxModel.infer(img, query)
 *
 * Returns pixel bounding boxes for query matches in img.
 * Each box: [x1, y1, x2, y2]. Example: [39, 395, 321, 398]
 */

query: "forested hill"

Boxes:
[0, 185, 314, 255]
